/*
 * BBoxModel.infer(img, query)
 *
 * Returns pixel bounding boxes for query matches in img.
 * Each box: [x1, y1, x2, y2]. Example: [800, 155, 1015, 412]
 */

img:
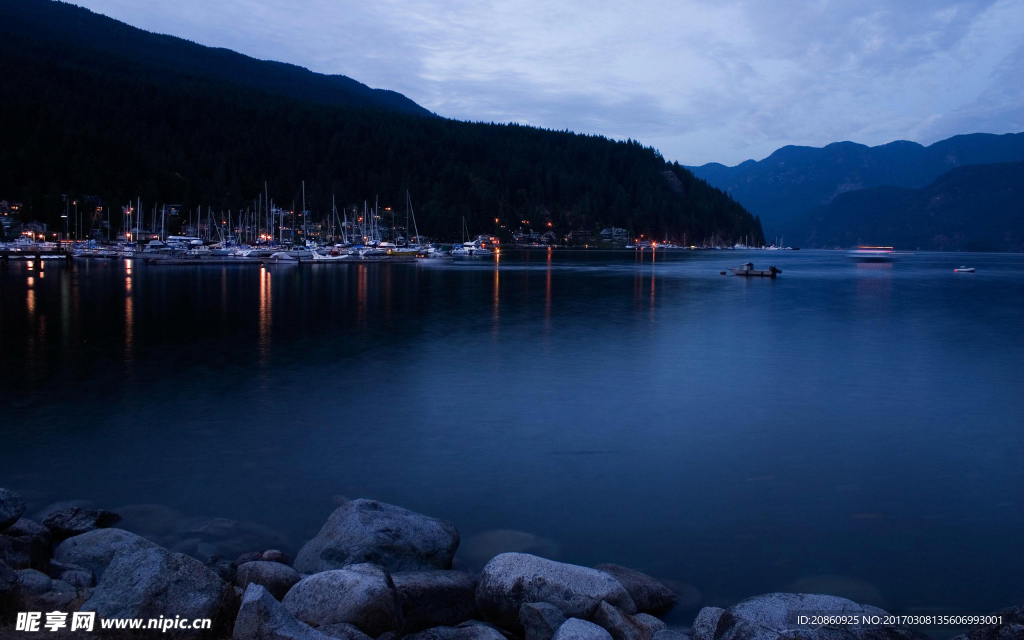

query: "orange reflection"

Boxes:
[259, 267, 272, 365]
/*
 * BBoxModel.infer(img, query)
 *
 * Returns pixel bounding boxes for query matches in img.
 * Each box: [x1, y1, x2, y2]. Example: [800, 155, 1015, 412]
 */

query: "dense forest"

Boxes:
[0, 0, 762, 244]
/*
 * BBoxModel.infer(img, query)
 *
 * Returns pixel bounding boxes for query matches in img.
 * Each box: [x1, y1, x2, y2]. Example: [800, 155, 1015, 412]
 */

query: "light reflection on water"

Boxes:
[0, 250, 1022, 619]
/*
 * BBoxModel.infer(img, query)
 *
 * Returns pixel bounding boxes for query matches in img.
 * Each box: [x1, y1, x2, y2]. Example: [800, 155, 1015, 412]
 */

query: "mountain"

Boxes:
[777, 161, 1024, 252]
[0, 0, 762, 245]
[689, 134, 1024, 235]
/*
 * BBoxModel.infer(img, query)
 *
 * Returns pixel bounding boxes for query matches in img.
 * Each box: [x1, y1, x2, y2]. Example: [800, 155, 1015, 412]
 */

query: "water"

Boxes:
[1, 250, 1022, 619]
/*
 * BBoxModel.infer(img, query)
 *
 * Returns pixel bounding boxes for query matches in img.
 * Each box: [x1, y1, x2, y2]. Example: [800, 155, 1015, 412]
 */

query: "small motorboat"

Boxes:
[730, 262, 781, 278]
[954, 266, 975, 273]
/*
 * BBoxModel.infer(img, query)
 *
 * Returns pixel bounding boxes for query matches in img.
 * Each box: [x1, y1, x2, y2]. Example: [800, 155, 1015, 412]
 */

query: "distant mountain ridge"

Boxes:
[689, 133, 1024, 234]
[4, 0, 432, 117]
[777, 161, 1024, 252]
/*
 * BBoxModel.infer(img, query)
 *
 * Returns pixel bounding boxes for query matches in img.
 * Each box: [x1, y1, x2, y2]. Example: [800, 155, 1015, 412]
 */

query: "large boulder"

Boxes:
[54, 527, 157, 579]
[709, 593, 927, 640]
[595, 565, 677, 615]
[234, 583, 338, 640]
[236, 561, 302, 601]
[42, 507, 121, 540]
[393, 570, 478, 633]
[295, 500, 459, 574]
[692, 607, 724, 640]
[520, 602, 566, 640]
[282, 564, 401, 637]
[476, 553, 636, 631]
[554, 618, 614, 640]
[81, 546, 233, 638]
[0, 489, 26, 532]
[404, 625, 507, 640]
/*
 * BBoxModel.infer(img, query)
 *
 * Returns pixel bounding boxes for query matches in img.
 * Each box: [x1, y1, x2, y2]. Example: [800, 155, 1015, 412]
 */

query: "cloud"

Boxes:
[72, 0, 1024, 165]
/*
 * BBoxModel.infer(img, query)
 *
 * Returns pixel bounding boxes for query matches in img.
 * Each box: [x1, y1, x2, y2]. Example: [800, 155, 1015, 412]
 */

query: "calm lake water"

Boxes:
[1, 250, 1022, 620]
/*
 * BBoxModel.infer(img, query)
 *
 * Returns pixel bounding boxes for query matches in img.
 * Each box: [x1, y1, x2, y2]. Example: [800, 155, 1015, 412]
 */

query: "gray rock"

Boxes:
[591, 601, 651, 640]
[234, 583, 337, 640]
[596, 565, 678, 615]
[15, 568, 52, 594]
[0, 488, 27, 531]
[634, 614, 668, 636]
[237, 561, 302, 601]
[476, 553, 636, 630]
[42, 507, 122, 540]
[457, 619, 520, 640]
[47, 560, 95, 588]
[207, 555, 237, 583]
[728, 593, 886, 633]
[692, 607, 724, 640]
[81, 546, 232, 638]
[281, 563, 401, 637]
[295, 499, 459, 575]
[318, 622, 374, 640]
[393, 570, 478, 633]
[54, 527, 157, 579]
[554, 618, 615, 640]
[6, 517, 51, 541]
[404, 625, 507, 640]
[520, 601, 566, 640]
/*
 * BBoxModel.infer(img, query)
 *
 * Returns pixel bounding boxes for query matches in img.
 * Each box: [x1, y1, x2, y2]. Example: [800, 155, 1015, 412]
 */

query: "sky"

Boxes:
[72, 0, 1024, 166]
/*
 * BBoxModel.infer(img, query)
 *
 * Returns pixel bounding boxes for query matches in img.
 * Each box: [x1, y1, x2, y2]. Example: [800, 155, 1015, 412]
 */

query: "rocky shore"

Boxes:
[1, 488, 1020, 639]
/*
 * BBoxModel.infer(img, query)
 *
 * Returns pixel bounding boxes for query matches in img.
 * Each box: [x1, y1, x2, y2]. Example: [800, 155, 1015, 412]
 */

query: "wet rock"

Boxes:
[476, 553, 636, 631]
[318, 622, 373, 640]
[949, 605, 1024, 640]
[460, 530, 561, 570]
[237, 561, 302, 601]
[404, 625, 507, 640]
[281, 563, 401, 637]
[520, 601, 567, 640]
[590, 601, 651, 640]
[554, 618, 614, 640]
[0, 488, 27, 532]
[634, 614, 668, 636]
[392, 570, 478, 633]
[81, 546, 233, 637]
[596, 564, 678, 615]
[42, 507, 122, 540]
[295, 499, 459, 575]
[233, 583, 337, 640]
[692, 607, 724, 640]
[53, 527, 157, 579]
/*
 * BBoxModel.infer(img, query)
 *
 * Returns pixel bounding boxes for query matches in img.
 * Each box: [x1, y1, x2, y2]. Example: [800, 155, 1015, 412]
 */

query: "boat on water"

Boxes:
[954, 266, 975, 273]
[451, 240, 493, 257]
[730, 262, 781, 278]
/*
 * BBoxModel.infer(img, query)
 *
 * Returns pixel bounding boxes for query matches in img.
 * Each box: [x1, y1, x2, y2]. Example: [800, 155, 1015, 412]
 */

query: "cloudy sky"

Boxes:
[73, 0, 1024, 165]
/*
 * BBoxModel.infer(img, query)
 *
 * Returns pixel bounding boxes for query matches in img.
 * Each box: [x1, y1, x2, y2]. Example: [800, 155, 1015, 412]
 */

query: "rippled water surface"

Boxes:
[2, 250, 1022, 618]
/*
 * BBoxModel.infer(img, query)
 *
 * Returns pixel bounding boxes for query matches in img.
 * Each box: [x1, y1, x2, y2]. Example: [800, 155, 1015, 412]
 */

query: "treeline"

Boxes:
[0, 2, 762, 244]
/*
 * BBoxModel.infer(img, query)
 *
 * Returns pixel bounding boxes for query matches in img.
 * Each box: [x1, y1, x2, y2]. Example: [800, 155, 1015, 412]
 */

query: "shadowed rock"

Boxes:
[476, 553, 636, 631]
[42, 507, 122, 540]
[234, 583, 338, 640]
[596, 565, 678, 615]
[295, 499, 459, 574]
[634, 614, 667, 636]
[393, 570, 478, 633]
[282, 563, 401, 637]
[0, 518, 51, 570]
[520, 601, 566, 640]
[554, 618, 614, 640]
[54, 527, 158, 579]
[237, 561, 302, 601]
[318, 622, 373, 640]
[591, 601, 652, 640]
[404, 625, 507, 640]
[0, 489, 26, 532]
[692, 607, 724, 640]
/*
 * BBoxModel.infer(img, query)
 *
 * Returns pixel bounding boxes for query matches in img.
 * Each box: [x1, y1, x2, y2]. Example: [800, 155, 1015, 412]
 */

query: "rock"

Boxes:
[590, 601, 651, 640]
[476, 553, 636, 630]
[263, 549, 292, 565]
[47, 560, 95, 588]
[42, 507, 122, 540]
[653, 630, 690, 640]
[236, 551, 265, 566]
[15, 568, 52, 594]
[596, 564, 678, 615]
[81, 546, 233, 638]
[392, 570, 478, 633]
[520, 601, 567, 640]
[6, 517, 51, 541]
[692, 607, 724, 640]
[53, 527, 157, 579]
[0, 488, 27, 531]
[281, 563, 401, 637]
[33, 500, 94, 521]
[0, 518, 51, 570]
[237, 561, 302, 601]
[294, 499, 459, 575]
[460, 530, 561, 570]
[207, 555, 237, 583]
[404, 625, 507, 640]
[234, 583, 337, 640]
[318, 622, 374, 640]
[949, 605, 1024, 640]
[554, 618, 614, 640]
[457, 619, 520, 640]
[634, 614, 667, 636]
[0, 534, 35, 569]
